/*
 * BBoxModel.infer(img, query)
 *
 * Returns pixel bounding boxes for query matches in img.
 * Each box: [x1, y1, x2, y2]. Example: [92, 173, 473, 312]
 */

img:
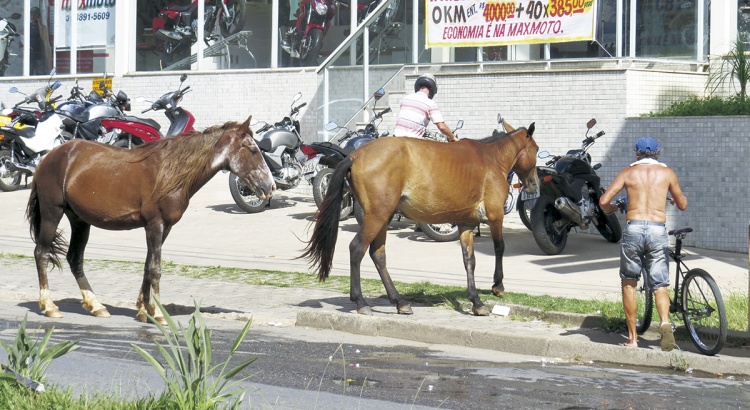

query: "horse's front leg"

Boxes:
[488, 221, 506, 298]
[136, 225, 167, 325]
[68, 219, 110, 317]
[459, 224, 489, 316]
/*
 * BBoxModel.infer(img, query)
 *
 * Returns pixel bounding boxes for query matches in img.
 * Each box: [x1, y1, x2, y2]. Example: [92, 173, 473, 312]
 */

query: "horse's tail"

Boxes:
[26, 181, 67, 270]
[300, 156, 352, 282]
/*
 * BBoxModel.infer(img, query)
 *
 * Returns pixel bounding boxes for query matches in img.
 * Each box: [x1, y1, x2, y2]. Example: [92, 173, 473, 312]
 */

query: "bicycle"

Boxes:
[634, 226, 728, 356]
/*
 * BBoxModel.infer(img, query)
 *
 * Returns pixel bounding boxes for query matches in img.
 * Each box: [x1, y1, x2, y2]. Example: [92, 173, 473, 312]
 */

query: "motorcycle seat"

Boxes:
[168, 4, 192, 12]
[312, 141, 350, 156]
[120, 116, 162, 131]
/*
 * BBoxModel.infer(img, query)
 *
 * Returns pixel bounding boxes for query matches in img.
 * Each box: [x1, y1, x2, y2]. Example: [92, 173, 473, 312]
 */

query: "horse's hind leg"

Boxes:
[67, 218, 110, 317]
[368, 227, 412, 315]
[33, 208, 65, 318]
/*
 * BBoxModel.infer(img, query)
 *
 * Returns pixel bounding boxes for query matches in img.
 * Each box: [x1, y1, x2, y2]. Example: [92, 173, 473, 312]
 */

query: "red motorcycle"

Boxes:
[280, 0, 340, 66]
[152, 0, 245, 65]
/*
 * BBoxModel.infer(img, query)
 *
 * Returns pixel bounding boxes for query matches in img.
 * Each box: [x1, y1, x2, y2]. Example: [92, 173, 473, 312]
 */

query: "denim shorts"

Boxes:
[620, 221, 670, 289]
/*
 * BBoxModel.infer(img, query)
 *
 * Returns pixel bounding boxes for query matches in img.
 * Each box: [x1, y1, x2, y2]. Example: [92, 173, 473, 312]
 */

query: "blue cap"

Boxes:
[635, 136, 659, 151]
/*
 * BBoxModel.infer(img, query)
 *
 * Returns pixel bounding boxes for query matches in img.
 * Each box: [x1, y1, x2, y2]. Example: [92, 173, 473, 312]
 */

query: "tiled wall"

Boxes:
[3, 65, 744, 251]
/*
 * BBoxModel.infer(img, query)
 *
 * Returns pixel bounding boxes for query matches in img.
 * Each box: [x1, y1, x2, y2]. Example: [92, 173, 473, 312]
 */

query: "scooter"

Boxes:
[0, 13, 20, 77]
[137, 73, 196, 139]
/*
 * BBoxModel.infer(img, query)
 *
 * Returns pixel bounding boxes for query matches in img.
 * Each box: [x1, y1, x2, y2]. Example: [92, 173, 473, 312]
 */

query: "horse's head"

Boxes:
[226, 116, 276, 199]
[512, 123, 539, 195]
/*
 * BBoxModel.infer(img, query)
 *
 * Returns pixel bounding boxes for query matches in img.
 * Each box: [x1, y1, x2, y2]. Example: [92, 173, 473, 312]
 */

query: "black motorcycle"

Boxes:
[529, 119, 622, 255]
[228, 92, 319, 213]
[310, 88, 390, 219]
[153, 0, 245, 65]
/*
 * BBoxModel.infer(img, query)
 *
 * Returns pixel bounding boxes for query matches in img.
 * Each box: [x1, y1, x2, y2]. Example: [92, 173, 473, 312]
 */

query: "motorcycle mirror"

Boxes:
[324, 121, 339, 131]
[497, 113, 503, 124]
[180, 74, 188, 83]
[455, 120, 464, 130]
[1, 108, 12, 115]
[49, 67, 56, 76]
[10, 13, 22, 19]
[292, 92, 302, 103]
[373, 88, 385, 100]
[586, 118, 597, 129]
[135, 96, 146, 103]
[538, 150, 551, 159]
[250, 119, 262, 127]
[8, 87, 18, 93]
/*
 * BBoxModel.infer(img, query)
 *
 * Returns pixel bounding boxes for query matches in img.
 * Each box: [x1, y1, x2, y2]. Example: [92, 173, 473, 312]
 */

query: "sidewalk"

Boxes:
[0, 175, 748, 375]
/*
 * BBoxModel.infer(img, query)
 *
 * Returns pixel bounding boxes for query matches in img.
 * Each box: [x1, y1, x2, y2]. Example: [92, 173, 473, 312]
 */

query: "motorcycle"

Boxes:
[280, 0, 340, 66]
[228, 92, 319, 213]
[152, 0, 245, 64]
[138, 73, 196, 139]
[310, 87, 391, 218]
[0, 71, 66, 191]
[0, 13, 21, 77]
[529, 118, 622, 255]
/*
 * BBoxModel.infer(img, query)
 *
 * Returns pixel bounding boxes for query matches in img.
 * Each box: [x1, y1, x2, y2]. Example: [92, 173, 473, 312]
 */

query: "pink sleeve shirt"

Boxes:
[392, 92, 446, 138]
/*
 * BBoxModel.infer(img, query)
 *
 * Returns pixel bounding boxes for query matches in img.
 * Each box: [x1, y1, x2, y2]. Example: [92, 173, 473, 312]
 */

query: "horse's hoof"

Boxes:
[473, 305, 491, 316]
[136, 311, 149, 323]
[357, 306, 373, 315]
[154, 316, 167, 326]
[92, 308, 111, 318]
[44, 309, 63, 319]
[397, 304, 413, 315]
[492, 286, 505, 298]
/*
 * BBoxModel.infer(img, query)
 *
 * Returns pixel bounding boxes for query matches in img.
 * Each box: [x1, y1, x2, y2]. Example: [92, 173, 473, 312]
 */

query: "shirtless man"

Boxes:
[599, 136, 688, 350]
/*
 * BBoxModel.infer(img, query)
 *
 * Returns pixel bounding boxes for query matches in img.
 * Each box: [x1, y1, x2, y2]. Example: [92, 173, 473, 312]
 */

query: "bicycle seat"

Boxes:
[669, 227, 693, 237]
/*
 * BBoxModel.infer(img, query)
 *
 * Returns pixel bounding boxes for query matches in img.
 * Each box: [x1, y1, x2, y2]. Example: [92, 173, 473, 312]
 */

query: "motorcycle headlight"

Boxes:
[314, 1, 328, 16]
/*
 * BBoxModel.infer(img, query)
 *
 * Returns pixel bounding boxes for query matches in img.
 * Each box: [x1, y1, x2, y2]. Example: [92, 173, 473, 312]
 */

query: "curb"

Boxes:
[294, 308, 750, 376]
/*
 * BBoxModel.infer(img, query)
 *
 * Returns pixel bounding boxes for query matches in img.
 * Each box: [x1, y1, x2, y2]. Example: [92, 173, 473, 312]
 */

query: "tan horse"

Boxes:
[303, 124, 539, 316]
[26, 117, 274, 323]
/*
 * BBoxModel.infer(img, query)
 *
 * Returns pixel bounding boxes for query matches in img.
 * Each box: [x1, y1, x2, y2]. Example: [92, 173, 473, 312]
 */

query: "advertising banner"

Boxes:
[426, 0, 598, 48]
[55, 0, 116, 48]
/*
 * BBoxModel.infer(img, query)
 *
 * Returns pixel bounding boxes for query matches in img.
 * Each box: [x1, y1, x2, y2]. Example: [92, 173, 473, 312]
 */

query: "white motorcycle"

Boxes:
[0, 69, 67, 191]
[0, 13, 21, 76]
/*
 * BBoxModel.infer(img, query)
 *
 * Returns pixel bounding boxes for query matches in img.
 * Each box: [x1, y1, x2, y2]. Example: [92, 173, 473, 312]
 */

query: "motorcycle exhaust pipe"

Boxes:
[554, 197, 588, 228]
[155, 29, 182, 41]
[8, 161, 34, 175]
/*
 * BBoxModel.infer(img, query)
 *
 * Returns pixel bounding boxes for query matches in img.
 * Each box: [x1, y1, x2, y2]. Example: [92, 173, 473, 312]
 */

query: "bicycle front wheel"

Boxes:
[682, 269, 727, 356]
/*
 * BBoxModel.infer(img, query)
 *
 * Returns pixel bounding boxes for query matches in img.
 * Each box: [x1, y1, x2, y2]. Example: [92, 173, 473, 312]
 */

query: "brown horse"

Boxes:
[302, 124, 539, 316]
[26, 116, 274, 323]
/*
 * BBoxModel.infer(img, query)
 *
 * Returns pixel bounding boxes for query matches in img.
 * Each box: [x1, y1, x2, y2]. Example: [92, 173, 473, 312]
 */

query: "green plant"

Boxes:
[0, 314, 80, 385]
[707, 38, 750, 102]
[669, 350, 690, 372]
[131, 298, 256, 410]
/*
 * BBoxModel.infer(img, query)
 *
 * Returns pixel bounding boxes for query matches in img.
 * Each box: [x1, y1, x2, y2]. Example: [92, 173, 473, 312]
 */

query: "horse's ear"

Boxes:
[241, 115, 253, 133]
[527, 122, 535, 137]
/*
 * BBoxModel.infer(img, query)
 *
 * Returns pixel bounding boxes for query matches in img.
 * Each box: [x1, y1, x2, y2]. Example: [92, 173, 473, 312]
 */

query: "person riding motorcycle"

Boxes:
[392, 74, 458, 142]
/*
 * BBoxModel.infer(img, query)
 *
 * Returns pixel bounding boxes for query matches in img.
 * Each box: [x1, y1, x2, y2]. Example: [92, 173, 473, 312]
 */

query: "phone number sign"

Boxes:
[55, 2, 116, 48]
[426, 0, 598, 48]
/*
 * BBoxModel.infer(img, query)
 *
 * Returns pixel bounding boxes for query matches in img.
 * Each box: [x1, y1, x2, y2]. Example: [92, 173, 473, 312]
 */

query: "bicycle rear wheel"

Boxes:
[681, 269, 727, 356]
[635, 283, 653, 335]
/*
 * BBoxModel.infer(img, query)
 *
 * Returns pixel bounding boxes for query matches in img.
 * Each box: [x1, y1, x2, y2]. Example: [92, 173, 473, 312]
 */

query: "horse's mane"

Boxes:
[130, 121, 241, 200]
[478, 127, 527, 144]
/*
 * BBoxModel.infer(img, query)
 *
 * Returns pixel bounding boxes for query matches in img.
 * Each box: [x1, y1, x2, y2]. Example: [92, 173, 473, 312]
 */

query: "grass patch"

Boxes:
[0, 382, 170, 410]
[3, 254, 747, 334]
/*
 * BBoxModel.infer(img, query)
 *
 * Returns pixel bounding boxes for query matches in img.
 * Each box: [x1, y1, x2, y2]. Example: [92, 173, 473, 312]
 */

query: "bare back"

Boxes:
[600, 163, 687, 222]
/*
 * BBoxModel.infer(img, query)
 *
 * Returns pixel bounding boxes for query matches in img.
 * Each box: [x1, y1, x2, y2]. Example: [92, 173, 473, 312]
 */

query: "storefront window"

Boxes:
[636, 0, 699, 58]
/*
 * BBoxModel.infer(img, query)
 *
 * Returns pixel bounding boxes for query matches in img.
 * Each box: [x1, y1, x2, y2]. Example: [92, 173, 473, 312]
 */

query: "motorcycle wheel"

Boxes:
[594, 189, 623, 243]
[219, 0, 246, 38]
[0, 149, 22, 192]
[228, 172, 269, 213]
[302, 28, 324, 66]
[517, 198, 535, 230]
[595, 210, 623, 243]
[530, 196, 569, 255]
[417, 222, 460, 242]
[312, 168, 352, 220]
[0, 57, 7, 76]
